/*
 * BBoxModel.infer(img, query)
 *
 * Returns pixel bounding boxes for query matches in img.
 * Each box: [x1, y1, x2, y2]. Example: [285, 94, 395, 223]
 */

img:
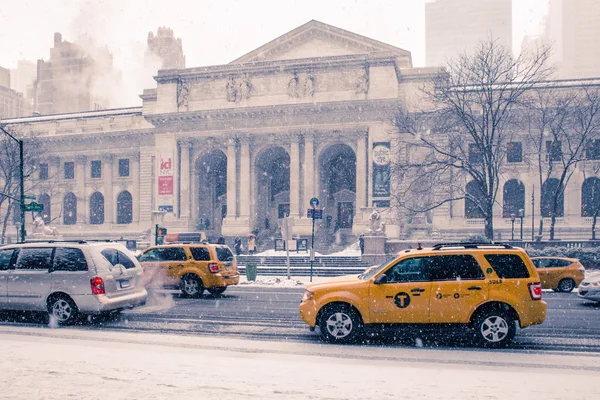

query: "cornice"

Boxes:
[36, 129, 155, 144]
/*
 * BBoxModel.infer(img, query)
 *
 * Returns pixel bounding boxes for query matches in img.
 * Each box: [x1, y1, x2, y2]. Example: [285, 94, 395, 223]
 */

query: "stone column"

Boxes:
[103, 154, 114, 224]
[355, 133, 367, 210]
[131, 152, 140, 223]
[303, 133, 315, 205]
[290, 136, 300, 216]
[75, 155, 87, 224]
[179, 139, 191, 219]
[226, 138, 237, 218]
[239, 138, 251, 218]
[49, 156, 61, 224]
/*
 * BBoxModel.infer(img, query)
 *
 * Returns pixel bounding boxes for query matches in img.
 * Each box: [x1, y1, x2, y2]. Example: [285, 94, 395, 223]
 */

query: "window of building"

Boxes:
[64, 162, 75, 179]
[468, 143, 483, 164]
[586, 139, 600, 160]
[116, 190, 132, 224]
[465, 180, 486, 219]
[581, 177, 600, 217]
[38, 193, 51, 224]
[63, 192, 77, 225]
[502, 179, 525, 218]
[541, 178, 564, 217]
[118, 159, 129, 177]
[39, 163, 49, 180]
[89, 192, 104, 225]
[546, 140, 562, 162]
[507, 142, 522, 163]
[91, 160, 102, 179]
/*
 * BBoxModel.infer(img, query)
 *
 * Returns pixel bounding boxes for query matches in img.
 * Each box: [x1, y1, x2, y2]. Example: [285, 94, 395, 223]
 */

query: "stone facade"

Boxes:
[2, 21, 599, 245]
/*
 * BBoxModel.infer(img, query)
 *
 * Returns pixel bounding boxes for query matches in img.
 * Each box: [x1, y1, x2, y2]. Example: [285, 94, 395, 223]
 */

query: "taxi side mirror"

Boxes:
[374, 274, 388, 285]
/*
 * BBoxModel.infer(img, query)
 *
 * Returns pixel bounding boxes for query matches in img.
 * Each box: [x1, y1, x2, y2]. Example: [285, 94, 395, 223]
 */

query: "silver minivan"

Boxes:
[0, 241, 147, 324]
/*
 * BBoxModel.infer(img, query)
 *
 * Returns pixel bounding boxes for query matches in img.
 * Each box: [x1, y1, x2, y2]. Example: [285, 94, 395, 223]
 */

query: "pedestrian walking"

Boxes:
[359, 234, 365, 255]
[248, 235, 256, 255]
[234, 236, 242, 255]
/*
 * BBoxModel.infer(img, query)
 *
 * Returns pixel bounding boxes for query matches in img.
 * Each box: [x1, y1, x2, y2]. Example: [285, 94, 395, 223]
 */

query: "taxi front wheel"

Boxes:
[473, 309, 516, 348]
[318, 304, 363, 344]
[180, 274, 204, 298]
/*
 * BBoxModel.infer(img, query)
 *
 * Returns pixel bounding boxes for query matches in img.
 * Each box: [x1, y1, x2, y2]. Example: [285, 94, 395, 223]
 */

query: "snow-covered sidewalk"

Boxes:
[0, 326, 598, 400]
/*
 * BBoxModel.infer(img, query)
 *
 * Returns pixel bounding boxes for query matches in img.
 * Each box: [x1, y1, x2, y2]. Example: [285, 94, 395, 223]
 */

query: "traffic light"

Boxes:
[157, 227, 168, 236]
[155, 225, 168, 245]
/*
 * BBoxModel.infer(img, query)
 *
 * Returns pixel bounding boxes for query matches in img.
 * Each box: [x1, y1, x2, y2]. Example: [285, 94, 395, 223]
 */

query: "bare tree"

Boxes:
[392, 38, 552, 239]
[527, 86, 600, 240]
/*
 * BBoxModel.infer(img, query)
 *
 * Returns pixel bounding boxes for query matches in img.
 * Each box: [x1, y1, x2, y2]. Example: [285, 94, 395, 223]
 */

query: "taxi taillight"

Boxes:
[208, 263, 219, 273]
[90, 276, 105, 295]
[528, 282, 542, 300]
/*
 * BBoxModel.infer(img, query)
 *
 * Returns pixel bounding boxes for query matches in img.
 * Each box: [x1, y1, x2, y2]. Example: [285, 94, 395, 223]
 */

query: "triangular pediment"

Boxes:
[231, 20, 412, 65]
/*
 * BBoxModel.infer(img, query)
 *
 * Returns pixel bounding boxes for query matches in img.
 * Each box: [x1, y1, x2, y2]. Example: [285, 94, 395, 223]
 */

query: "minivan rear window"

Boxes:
[101, 249, 137, 269]
[484, 254, 530, 279]
[216, 247, 234, 262]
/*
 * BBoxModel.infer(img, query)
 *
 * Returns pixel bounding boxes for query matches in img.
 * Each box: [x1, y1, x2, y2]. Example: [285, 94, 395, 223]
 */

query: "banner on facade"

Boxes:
[372, 142, 391, 198]
[158, 152, 174, 211]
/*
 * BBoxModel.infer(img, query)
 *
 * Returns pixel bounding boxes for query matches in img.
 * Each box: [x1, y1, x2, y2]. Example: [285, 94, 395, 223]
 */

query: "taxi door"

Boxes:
[368, 257, 432, 324]
[533, 258, 553, 288]
[427, 255, 489, 324]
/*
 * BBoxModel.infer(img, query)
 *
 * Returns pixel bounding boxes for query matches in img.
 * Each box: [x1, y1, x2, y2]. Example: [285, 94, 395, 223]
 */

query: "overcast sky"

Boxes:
[0, 0, 548, 105]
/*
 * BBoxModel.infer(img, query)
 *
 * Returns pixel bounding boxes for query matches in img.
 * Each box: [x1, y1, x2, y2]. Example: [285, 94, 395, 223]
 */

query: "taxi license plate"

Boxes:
[120, 280, 130, 289]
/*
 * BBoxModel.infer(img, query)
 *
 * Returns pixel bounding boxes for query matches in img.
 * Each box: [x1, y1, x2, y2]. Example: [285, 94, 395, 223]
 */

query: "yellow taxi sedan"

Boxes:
[531, 257, 585, 292]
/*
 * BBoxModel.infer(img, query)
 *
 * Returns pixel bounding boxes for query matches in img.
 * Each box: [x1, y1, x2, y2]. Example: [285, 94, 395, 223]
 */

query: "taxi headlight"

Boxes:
[302, 290, 315, 302]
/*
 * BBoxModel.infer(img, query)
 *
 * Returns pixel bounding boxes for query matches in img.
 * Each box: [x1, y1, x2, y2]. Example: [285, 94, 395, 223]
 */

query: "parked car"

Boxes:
[138, 243, 239, 297]
[300, 242, 546, 348]
[0, 241, 147, 325]
[577, 273, 600, 302]
[530, 257, 585, 292]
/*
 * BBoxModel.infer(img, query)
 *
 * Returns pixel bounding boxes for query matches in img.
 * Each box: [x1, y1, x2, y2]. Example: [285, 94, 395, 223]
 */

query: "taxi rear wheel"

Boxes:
[318, 304, 363, 344]
[180, 274, 204, 298]
[557, 278, 575, 293]
[473, 310, 516, 348]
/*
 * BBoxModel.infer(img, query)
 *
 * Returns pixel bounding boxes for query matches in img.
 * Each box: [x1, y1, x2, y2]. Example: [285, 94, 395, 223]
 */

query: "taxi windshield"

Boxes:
[359, 258, 395, 280]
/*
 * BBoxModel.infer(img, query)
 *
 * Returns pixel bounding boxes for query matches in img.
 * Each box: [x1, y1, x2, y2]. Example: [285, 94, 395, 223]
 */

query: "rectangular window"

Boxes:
[484, 254, 530, 279]
[64, 161, 75, 179]
[586, 139, 600, 160]
[425, 255, 484, 281]
[91, 160, 102, 179]
[53, 248, 88, 272]
[118, 159, 129, 177]
[216, 247, 234, 262]
[39, 163, 49, 180]
[0, 249, 15, 270]
[546, 140, 562, 162]
[507, 142, 522, 163]
[15, 248, 54, 270]
[468, 143, 483, 164]
[190, 247, 211, 261]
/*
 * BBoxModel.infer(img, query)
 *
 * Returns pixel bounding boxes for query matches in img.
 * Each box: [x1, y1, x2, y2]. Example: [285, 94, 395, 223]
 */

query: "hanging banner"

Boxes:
[372, 142, 391, 198]
[158, 152, 174, 212]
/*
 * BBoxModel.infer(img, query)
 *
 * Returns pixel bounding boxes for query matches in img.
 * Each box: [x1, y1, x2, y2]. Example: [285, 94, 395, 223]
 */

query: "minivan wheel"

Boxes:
[473, 310, 515, 348]
[557, 278, 575, 293]
[318, 304, 363, 344]
[207, 287, 227, 296]
[48, 295, 79, 325]
[180, 274, 204, 298]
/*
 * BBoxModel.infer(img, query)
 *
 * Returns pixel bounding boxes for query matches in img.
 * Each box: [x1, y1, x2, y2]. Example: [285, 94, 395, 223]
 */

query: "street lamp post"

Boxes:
[518, 209, 524, 241]
[510, 213, 516, 241]
[0, 125, 25, 243]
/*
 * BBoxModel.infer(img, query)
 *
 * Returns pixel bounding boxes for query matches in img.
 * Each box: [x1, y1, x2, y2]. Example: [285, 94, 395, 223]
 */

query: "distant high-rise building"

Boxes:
[10, 60, 36, 106]
[544, 0, 600, 79]
[426, 0, 512, 67]
[0, 67, 26, 119]
[33, 32, 117, 115]
[145, 27, 186, 71]
[0, 67, 10, 88]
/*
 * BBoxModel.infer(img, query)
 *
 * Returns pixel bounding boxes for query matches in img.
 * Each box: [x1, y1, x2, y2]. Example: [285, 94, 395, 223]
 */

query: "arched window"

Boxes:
[89, 192, 104, 225]
[582, 177, 600, 217]
[116, 191, 132, 224]
[465, 180, 486, 219]
[503, 179, 525, 218]
[38, 194, 51, 224]
[63, 192, 77, 225]
[541, 178, 564, 217]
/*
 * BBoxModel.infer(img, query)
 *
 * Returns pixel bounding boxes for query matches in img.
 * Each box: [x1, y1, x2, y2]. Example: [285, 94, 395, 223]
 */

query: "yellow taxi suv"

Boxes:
[530, 257, 585, 292]
[299, 243, 546, 348]
[138, 244, 239, 297]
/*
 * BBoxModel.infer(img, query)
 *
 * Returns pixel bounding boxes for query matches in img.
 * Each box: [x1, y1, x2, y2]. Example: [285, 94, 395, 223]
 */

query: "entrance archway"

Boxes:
[196, 149, 227, 232]
[255, 146, 290, 232]
[319, 144, 356, 229]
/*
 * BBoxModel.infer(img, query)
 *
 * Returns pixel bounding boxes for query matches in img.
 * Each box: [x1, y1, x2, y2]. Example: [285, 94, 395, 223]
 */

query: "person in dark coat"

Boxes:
[217, 236, 225, 245]
[234, 236, 242, 255]
[359, 234, 365, 255]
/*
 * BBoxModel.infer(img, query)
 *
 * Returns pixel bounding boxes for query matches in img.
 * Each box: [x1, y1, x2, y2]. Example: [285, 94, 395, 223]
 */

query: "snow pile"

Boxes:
[239, 277, 305, 286]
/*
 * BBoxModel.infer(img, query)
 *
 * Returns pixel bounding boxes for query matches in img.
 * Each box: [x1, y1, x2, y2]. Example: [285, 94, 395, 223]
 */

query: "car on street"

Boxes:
[577, 272, 600, 302]
[299, 242, 546, 347]
[138, 243, 239, 297]
[0, 240, 148, 325]
[530, 256, 585, 292]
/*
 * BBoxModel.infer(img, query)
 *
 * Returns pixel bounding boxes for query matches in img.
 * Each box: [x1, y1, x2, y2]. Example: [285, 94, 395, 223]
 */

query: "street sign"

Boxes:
[307, 209, 323, 219]
[309, 197, 319, 208]
[307, 208, 313, 218]
[24, 195, 37, 200]
[23, 202, 43, 212]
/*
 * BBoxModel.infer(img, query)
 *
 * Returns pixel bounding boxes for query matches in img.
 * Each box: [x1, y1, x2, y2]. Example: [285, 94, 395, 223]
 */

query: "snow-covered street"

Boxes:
[0, 326, 598, 400]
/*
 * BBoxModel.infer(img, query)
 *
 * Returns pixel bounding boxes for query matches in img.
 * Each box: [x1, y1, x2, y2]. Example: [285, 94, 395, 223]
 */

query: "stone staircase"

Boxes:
[236, 254, 371, 276]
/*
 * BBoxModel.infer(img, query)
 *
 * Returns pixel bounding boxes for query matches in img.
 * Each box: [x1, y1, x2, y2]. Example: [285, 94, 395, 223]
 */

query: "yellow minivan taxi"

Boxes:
[138, 244, 239, 297]
[299, 243, 546, 347]
[531, 257, 585, 292]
